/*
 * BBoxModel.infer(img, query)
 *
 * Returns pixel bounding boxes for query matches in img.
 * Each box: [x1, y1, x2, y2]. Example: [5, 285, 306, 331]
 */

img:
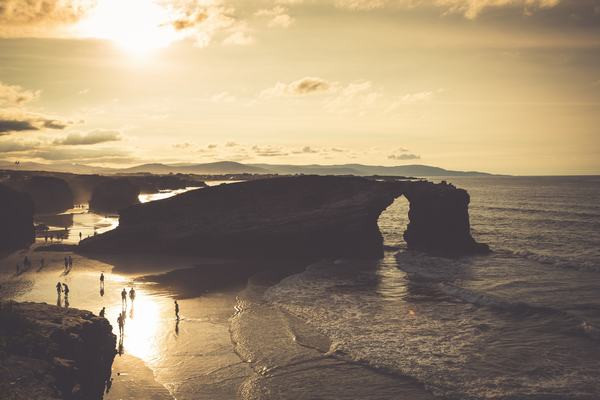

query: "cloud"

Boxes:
[208, 143, 218, 149]
[29, 147, 130, 162]
[211, 91, 236, 103]
[255, 6, 294, 28]
[388, 153, 421, 161]
[260, 77, 332, 99]
[0, 138, 41, 153]
[173, 142, 192, 149]
[53, 130, 121, 145]
[433, 0, 560, 19]
[252, 145, 288, 157]
[0, 111, 70, 134]
[225, 141, 238, 147]
[0, 82, 40, 106]
[292, 146, 319, 154]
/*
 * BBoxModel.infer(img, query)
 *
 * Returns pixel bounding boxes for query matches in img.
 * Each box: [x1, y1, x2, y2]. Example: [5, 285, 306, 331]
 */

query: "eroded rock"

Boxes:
[0, 184, 35, 252]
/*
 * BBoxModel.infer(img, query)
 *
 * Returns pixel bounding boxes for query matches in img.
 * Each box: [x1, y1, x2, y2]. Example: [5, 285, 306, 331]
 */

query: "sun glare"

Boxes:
[76, 0, 178, 55]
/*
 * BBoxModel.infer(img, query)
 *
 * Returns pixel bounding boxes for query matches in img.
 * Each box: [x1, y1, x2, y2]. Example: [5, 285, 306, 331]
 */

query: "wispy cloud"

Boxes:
[53, 129, 121, 146]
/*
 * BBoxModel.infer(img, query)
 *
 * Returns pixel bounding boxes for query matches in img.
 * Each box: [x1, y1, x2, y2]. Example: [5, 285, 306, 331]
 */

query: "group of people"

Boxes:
[16, 256, 48, 275]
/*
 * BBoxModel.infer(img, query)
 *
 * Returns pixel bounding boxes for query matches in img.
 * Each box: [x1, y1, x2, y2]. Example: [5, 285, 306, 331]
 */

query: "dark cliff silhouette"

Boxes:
[89, 178, 140, 213]
[0, 184, 35, 252]
[79, 176, 489, 258]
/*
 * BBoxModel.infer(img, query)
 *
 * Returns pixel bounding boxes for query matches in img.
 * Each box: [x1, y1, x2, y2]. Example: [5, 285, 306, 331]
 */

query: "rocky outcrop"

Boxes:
[79, 176, 489, 258]
[19, 176, 74, 214]
[0, 301, 116, 400]
[0, 184, 35, 252]
[89, 178, 140, 213]
[402, 181, 490, 256]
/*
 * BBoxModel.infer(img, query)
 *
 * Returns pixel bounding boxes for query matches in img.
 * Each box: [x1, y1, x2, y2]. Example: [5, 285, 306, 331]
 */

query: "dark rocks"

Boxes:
[0, 184, 35, 252]
[0, 301, 116, 400]
[402, 181, 490, 256]
[18, 176, 74, 214]
[89, 178, 140, 213]
[80, 175, 489, 258]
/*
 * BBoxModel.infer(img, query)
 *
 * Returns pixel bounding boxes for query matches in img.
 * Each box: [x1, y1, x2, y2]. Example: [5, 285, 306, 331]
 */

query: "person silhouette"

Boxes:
[68, 256, 73, 268]
[174, 300, 180, 321]
[99, 307, 106, 318]
[63, 283, 69, 297]
[79, 232, 82, 241]
[100, 272, 105, 289]
[129, 287, 136, 302]
[56, 282, 62, 295]
[117, 312, 124, 334]
[121, 288, 127, 307]
[100, 287, 105, 297]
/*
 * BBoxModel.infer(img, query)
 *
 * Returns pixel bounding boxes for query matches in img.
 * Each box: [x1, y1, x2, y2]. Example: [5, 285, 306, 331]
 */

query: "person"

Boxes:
[68, 255, 73, 268]
[56, 282, 62, 295]
[121, 288, 127, 306]
[129, 287, 136, 301]
[63, 283, 69, 297]
[117, 313, 123, 333]
[100, 272, 105, 289]
[79, 232, 82, 241]
[174, 300, 180, 320]
[99, 307, 106, 318]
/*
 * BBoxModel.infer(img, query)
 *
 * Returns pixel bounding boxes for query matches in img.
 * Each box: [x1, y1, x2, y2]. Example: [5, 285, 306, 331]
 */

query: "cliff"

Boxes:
[0, 301, 116, 400]
[0, 184, 35, 252]
[89, 178, 140, 213]
[5, 176, 74, 214]
[79, 176, 489, 258]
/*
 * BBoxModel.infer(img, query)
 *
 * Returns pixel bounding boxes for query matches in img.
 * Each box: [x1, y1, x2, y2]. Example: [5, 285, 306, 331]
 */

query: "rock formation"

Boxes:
[79, 175, 489, 258]
[10, 176, 74, 214]
[0, 184, 35, 252]
[0, 301, 116, 400]
[89, 178, 140, 213]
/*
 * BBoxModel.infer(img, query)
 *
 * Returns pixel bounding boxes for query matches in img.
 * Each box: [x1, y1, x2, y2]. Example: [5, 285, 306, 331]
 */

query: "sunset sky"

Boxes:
[0, 0, 599, 175]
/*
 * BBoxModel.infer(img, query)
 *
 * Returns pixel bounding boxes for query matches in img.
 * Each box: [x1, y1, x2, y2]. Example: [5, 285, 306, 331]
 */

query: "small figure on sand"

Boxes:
[100, 272, 105, 289]
[99, 307, 106, 318]
[174, 300, 180, 321]
[121, 288, 127, 307]
[79, 232, 82, 241]
[68, 255, 73, 268]
[129, 287, 136, 302]
[56, 282, 62, 295]
[63, 283, 70, 297]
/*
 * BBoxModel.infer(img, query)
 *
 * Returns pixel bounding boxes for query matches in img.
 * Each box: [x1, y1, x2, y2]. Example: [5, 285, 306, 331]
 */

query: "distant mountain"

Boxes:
[121, 161, 268, 175]
[1, 161, 494, 177]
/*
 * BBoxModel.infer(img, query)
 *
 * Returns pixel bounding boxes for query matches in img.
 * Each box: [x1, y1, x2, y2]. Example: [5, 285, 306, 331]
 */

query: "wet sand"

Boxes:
[0, 243, 253, 399]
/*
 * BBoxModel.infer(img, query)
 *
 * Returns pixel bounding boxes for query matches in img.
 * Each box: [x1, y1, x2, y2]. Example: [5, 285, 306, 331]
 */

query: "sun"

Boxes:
[75, 0, 178, 55]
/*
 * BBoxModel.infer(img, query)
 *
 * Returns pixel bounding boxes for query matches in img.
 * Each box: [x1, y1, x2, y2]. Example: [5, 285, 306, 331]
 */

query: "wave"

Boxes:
[437, 283, 600, 342]
[501, 248, 600, 272]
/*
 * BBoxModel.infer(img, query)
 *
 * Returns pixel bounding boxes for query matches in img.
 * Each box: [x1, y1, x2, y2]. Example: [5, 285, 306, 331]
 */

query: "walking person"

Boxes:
[117, 312, 123, 334]
[56, 282, 62, 295]
[174, 300, 180, 321]
[79, 232, 82, 242]
[129, 287, 136, 302]
[121, 288, 127, 307]
[63, 283, 69, 297]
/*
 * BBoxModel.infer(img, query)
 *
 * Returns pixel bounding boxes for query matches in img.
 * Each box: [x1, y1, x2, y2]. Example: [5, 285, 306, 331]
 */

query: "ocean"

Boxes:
[236, 176, 600, 399]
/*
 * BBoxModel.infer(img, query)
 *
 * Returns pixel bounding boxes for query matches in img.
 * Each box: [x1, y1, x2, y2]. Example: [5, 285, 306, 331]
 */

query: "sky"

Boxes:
[0, 0, 599, 175]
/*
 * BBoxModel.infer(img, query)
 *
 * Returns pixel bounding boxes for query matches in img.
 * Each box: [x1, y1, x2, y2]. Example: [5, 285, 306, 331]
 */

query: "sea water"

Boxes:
[259, 176, 600, 399]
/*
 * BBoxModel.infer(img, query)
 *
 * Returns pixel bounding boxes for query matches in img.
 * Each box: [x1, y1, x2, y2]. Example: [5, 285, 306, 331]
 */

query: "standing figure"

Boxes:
[121, 288, 127, 307]
[100, 272, 105, 289]
[56, 282, 62, 295]
[129, 287, 136, 302]
[174, 300, 180, 321]
[99, 307, 106, 318]
[63, 283, 70, 297]
[79, 232, 82, 241]
[117, 313, 123, 334]
[68, 255, 73, 268]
